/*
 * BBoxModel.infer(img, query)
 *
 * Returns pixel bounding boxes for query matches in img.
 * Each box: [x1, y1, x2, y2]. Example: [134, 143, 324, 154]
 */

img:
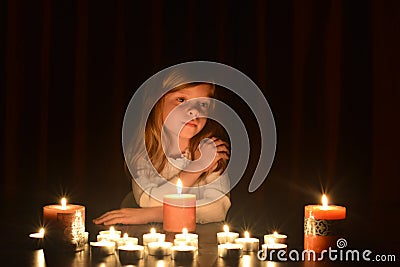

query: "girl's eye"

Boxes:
[177, 97, 185, 103]
[200, 102, 209, 108]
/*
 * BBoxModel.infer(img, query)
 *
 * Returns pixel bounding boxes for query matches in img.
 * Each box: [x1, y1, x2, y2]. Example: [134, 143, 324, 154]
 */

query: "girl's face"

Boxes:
[162, 84, 212, 140]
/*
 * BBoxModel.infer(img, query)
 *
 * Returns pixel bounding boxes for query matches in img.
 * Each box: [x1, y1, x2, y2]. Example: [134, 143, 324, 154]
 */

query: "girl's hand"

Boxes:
[92, 207, 162, 226]
[190, 137, 230, 173]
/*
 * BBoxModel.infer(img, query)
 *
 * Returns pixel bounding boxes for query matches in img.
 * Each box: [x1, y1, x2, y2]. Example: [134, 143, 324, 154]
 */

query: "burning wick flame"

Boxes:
[177, 178, 183, 195]
[150, 228, 156, 235]
[223, 225, 229, 233]
[182, 228, 188, 235]
[39, 228, 45, 237]
[322, 194, 328, 208]
[273, 231, 278, 237]
[244, 231, 250, 239]
[61, 197, 67, 210]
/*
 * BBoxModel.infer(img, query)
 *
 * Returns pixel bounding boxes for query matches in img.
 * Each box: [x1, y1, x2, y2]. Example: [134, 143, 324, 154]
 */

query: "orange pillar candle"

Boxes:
[163, 179, 196, 232]
[43, 197, 86, 246]
[304, 194, 346, 254]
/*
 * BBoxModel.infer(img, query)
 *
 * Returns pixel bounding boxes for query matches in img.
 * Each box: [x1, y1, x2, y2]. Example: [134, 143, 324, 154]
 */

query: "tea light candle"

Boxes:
[174, 238, 198, 249]
[118, 244, 144, 264]
[234, 231, 259, 252]
[147, 241, 172, 256]
[175, 227, 198, 241]
[43, 197, 85, 242]
[304, 194, 346, 253]
[142, 228, 165, 246]
[218, 243, 243, 259]
[163, 179, 196, 232]
[116, 233, 138, 247]
[90, 240, 116, 257]
[29, 228, 45, 249]
[264, 231, 287, 244]
[98, 226, 121, 242]
[261, 243, 288, 261]
[171, 245, 196, 262]
[217, 225, 239, 244]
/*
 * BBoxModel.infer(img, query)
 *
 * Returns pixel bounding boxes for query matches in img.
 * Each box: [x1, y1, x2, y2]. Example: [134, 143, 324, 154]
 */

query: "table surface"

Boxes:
[8, 222, 394, 267]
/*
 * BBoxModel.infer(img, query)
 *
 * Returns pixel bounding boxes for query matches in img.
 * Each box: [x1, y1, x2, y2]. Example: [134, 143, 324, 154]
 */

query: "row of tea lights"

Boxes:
[88, 224, 288, 263]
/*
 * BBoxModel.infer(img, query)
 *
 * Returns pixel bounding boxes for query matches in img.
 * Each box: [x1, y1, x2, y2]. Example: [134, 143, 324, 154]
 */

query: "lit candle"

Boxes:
[163, 179, 196, 232]
[90, 240, 116, 257]
[98, 226, 121, 242]
[147, 241, 172, 256]
[43, 197, 85, 246]
[217, 225, 239, 244]
[175, 227, 198, 241]
[116, 233, 138, 248]
[264, 231, 287, 244]
[29, 228, 45, 249]
[171, 245, 197, 262]
[234, 231, 259, 252]
[142, 228, 165, 246]
[118, 244, 145, 264]
[218, 243, 243, 259]
[304, 194, 346, 253]
[174, 227, 198, 248]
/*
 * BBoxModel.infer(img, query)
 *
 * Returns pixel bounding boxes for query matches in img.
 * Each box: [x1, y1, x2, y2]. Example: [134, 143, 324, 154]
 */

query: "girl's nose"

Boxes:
[187, 107, 199, 118]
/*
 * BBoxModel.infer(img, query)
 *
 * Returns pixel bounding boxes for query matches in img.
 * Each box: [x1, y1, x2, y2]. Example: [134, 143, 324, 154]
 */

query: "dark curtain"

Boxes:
[2, 0, 399, 251]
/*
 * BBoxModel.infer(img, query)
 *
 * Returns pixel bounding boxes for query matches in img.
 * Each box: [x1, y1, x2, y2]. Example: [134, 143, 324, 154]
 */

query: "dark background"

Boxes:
[1, 0, 399, 259]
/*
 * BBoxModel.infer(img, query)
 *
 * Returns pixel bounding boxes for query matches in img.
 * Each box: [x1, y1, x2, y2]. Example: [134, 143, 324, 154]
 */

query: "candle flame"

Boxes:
[322, 194, 328, 208]
[39, 228, 45, 236]
[150, 228, 156, 234]
[177, 178, 183, 195]
[182, 228, 188, 235]
[110, 226, 115, 235]
[123, 233, 128, 239]
[244, 231, 250, 238]
[223, 225, 229, 233]
[273, 231, 278, 236]
[61, 197, 67, 210]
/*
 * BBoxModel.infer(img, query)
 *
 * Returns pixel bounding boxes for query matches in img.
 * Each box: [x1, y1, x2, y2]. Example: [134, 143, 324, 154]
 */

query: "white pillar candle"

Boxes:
[142, 228, 165, 246]
[217, 225, 239, 244]
[118, 244, 144, 264]
[218, 243, 243, 259]
[147, 241, 172, 256]
[234, 231, 259, 252]
[171, 245, 196, 262]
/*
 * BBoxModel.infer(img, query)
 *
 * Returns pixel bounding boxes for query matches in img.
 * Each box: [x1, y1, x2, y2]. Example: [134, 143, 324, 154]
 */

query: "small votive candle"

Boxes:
[171, 245, 196, 262]
[174, 238, 198, 249]
[264, 231, 287, 244]
[217, 225, 239, 244]
[218, 243, 243, 259]
[234, 231, 259, 252]
[90, 240, 116, 258]
[116, 233, 138, 248]
[98, 226, 121, 242]
[261, 243, 288, 261]
[147, 241, 172, 257]
[29, 228, 45, 249]
[143, 228, 165, 246]
[118, 244, 144, 264]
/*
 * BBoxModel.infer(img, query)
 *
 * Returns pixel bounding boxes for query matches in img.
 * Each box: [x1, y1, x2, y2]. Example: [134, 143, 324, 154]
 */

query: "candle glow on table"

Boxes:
[234, 231, 259, 252]
[43, 197, 86, 249]
[304, 194, 346, 253]
[217, 225, 239, 244]
[163, 179, 196, 232]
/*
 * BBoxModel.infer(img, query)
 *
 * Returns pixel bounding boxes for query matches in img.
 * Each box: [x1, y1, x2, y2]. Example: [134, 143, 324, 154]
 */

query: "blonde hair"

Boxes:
[129, 81, 229, 183]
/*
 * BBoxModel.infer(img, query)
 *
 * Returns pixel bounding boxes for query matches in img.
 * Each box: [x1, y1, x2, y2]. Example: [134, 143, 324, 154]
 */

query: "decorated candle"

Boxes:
[43, 197, 86, 249]
[234, 231, 259, 252]
[142, 228, 165, 246]
[163, 179, 196, 232]
[217, 225, 239, 244]
[264, 231, 287, 244]
[304, 194, 346, 253]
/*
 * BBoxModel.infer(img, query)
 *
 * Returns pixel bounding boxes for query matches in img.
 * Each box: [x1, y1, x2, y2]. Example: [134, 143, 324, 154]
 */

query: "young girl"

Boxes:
[93, 78, 231, 225]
